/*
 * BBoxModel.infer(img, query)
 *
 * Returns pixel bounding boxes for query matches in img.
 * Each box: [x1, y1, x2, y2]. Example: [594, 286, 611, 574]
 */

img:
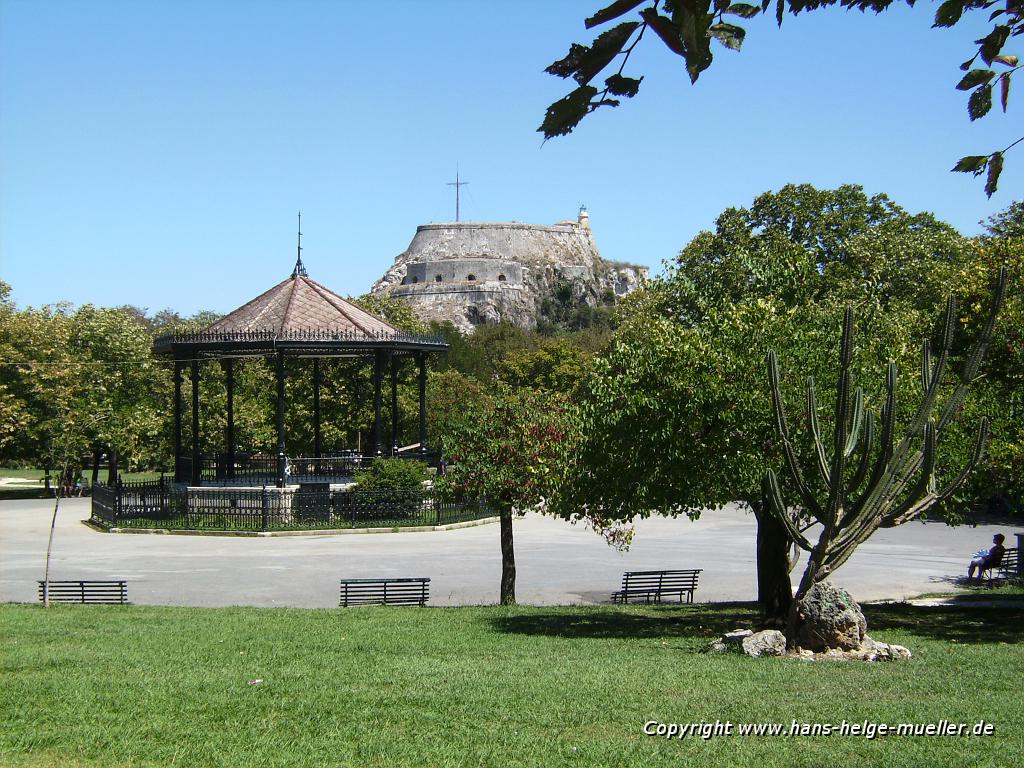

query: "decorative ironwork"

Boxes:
[154, 327, 447, 354]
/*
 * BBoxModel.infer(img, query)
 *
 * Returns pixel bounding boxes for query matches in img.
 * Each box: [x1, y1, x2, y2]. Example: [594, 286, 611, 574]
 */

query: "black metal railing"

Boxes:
[91, 483, 117, 524]
[181, 451, 439, 485]
[91, 483, 490, 532]
[202, 453, 278, 483]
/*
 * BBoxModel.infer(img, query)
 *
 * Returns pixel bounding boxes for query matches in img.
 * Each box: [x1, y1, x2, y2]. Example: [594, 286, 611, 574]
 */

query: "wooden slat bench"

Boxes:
[991, 547, 1019, 583]
[611, 569, 701, 604]
[339, 577, 430, 607]
[37, 580, 127, 605]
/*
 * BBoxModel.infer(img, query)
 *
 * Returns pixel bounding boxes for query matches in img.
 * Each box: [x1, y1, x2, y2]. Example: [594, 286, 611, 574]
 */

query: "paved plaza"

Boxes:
[0, 498, 1012, 607]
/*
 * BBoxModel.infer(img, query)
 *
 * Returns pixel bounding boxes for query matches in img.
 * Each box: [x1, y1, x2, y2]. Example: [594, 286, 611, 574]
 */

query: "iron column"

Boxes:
[417, 352, 427, 455]
[390, 354, 399, 456]
[190, 359, 201, 486]
[173, 360, 183, 482]
[275, 352, 286, 488]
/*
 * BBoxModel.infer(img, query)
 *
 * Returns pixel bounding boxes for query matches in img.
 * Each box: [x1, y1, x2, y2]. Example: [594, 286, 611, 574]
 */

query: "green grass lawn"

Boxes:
[1, 602, 1020, 768]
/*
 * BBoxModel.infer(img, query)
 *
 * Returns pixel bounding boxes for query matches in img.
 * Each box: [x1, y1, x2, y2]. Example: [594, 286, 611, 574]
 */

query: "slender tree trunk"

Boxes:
[499, 509, 516, 605]
[751, 499, 793, 627]
[42, 461, 68, 609]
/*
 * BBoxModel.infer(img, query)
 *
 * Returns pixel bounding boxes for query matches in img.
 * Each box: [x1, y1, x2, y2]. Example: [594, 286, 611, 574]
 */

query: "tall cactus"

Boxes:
[763, 268, 1007, 601]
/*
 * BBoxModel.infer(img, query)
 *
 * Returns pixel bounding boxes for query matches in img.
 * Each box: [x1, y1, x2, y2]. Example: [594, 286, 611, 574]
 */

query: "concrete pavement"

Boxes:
[0, 497, 1013, 607]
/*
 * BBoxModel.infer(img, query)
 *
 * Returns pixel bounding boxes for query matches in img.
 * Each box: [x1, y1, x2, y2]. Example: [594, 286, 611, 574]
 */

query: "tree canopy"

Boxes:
[549, 185, 1020, 618]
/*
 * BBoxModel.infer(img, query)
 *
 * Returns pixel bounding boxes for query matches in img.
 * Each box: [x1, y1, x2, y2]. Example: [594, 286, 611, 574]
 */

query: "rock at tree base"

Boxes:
[790, 581, 867, 652]
[742, 630, 786, 657]
[707, 629, 751, 653]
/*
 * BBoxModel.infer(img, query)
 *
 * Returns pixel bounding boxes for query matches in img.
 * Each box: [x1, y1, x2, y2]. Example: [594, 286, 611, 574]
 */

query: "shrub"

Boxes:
[354, 458, 428, 494]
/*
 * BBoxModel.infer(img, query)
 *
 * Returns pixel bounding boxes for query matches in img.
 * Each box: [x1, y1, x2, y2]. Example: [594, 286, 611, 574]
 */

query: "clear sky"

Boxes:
[1, 0, 1019, 316]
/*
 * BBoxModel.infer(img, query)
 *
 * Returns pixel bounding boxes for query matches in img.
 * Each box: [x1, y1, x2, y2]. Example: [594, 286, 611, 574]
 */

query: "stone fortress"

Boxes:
[372, 207, 648, 333]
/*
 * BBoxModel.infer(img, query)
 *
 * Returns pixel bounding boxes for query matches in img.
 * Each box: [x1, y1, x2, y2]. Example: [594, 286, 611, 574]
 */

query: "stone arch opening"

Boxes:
[467, 274, 476, 281]
[498, 274, 506, 281]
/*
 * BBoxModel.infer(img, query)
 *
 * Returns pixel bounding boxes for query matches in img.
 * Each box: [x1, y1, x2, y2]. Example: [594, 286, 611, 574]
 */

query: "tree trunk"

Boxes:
[91, 447, 101, 488]
[107, 447, 118, 485]
[499, 509, 516, 605]
[752, 500, 793, 627]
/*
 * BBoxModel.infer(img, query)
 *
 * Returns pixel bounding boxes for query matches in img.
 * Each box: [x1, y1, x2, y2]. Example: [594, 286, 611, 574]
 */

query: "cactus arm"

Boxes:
[762, 471, 813, 551]
[920, 338, 933, 392]
[806, 377, 831, 486]
[852, 362, 897, 514]
[843, 387, 865, 459]
[892, 296, 956, 458]
[839, 409, 875, 528]
[880, 272, 999, 520]
[883, 421, 938, 524]
[881, 418, 991, 527]
[825, 308, 856, 531]
[824, 516, 885, 572]
[849, 409, 874, 495]
[768, 349, 825, 521]
[936, 269, 1007, 432]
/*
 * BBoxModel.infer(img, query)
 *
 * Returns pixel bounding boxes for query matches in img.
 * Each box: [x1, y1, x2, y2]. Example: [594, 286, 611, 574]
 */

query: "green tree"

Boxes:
[981, 199, 1024, 239]
[70, 306, 165, 476]
[551, 185, 1001, 623]
[437, 384, 567, 604]
[0, 282, 29, 453]
[542, 1, 1022, 195]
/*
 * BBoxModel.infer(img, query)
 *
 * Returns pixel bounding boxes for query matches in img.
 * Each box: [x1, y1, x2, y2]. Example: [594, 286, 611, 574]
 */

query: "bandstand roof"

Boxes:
[154, 266, 447, 358]
[205, 274, 398, 337]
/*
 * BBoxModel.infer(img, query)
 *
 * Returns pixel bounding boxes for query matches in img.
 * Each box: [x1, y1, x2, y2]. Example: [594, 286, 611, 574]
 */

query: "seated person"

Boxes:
[968, 533, 1006, 580]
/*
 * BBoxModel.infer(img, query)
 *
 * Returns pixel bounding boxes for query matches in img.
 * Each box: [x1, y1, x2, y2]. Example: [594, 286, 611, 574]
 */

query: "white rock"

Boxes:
[742, 630, 787, 657]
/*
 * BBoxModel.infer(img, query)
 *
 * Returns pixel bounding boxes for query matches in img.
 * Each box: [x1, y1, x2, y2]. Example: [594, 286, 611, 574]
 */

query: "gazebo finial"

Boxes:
[292, 211, 308, 278]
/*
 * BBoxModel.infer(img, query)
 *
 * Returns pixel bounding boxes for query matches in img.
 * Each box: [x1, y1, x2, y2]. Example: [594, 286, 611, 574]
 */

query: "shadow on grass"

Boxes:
[490, 601, 1024, 646]
[865, 602, 1024, 645]
[489, 602, 759, 640]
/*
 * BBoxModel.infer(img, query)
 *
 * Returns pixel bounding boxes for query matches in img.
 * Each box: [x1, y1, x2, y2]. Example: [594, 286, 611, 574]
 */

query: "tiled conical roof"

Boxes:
[203, 274, 399, 338]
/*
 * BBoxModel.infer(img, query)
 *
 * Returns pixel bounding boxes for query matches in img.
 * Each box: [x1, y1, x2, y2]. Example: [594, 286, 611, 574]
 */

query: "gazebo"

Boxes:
[153, 250, 447, 489]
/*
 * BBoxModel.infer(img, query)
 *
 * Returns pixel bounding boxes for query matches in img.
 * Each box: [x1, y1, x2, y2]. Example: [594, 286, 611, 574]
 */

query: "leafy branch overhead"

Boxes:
[541, 0, 1023, 196]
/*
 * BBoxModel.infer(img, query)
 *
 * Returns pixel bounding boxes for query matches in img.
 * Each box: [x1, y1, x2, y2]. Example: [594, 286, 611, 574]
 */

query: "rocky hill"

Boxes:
[371, 208, 647, 333]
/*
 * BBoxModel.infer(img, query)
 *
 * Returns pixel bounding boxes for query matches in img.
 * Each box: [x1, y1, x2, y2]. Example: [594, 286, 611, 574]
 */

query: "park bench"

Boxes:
[37, 580, 128, 604]
[610, 569, 701, 604]
[339, 577, 430, 607]
[987, 547, 1019, 584]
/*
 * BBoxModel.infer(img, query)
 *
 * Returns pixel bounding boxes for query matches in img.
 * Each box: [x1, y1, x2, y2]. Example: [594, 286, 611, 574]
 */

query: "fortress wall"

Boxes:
[403, 259, 523, 286]
[402, 222, 598, 268]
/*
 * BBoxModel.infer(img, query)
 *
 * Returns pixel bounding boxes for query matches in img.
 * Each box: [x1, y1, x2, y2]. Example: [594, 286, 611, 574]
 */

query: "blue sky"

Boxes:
[1, 0, 1019, 316]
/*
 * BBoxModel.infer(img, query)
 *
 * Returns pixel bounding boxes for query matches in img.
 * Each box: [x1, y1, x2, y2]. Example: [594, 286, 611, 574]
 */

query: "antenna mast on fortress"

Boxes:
[447, 168, 468, 222]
